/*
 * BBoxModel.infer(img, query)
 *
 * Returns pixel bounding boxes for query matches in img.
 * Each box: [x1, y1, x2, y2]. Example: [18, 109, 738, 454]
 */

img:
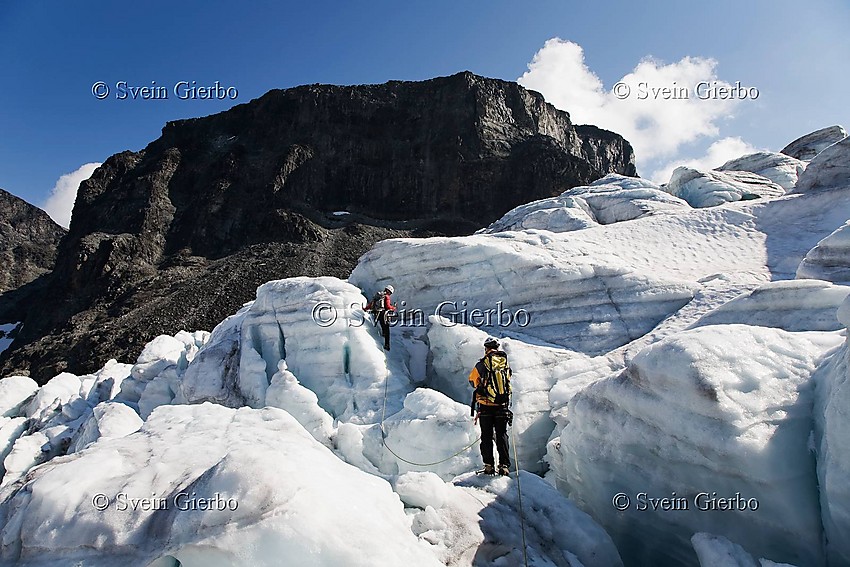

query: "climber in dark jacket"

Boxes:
[469, 337, 512, 475]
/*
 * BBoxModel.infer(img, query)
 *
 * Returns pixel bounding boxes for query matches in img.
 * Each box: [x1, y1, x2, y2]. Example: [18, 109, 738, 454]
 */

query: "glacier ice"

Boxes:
[118, 331, 208, 419]
[716, 152, 805, 191]
[350, 232, 697, 356]
[427, 316, 611, 474]
[780, 125, 847, 162]
[0, 404, 443, 566]
[691, 533, 759, 567]
[812, 295, 850, 565]
[0, 377, 37, 418]
[797, 219, 850, 284]
[548, 324, 842, 566]
[483, 174, 689, 233]
[397, 469, 624, 567]
[691, 279, 850, 332]
[264, 360, 335, 447]
[795, 136, 850, 192]
[664, 166, 786, 208]
[483, 194, 597, 234]
[0, 417, 27, 478]
[182, 277, 413, 424]
[691, 533, 797, 567]
[67, 401, 143, 454]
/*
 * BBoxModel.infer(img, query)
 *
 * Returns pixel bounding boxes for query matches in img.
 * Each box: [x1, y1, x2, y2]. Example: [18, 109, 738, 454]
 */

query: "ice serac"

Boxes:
[691, 533, 759, 567]
[350, 233, 696, 356]
[549, 324, 842, 566]
[794, 136, 850, 192]
[716, 152, 805, 192]
[780, 125, 847, 161]
[797, 219, 850, 283]
[691, 279, 850, 332]
[690, 533, 796, 567]
[483, 174, 689, 233]
[813, 296, 850, 566]
[67, 401, 143, 453]
[481, 194, 597, 234]
[0, 417, 27, 477]
[0, 360, 141, 488]
[0, 377, 38, 418]
[264, 360, 335, 447]
[0, 404, 443, 567]
[117, 331, 208, 419]
[426, 317, 609, 475]
[664, 167, 785, 208]
[181, 277, 413, 423]
[376, 388, 480, 479]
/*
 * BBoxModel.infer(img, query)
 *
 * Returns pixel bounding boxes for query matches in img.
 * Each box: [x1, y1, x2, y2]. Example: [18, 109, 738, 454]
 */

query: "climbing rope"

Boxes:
[378, 361, 481, 467]
[375, 349, 528, 567]
[510, 424, 530, 567]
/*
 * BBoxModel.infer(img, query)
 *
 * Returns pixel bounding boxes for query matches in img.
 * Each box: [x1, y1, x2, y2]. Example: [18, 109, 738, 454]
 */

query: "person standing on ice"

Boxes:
[469, 337, 513, 476]
[365, 285, 397, 351]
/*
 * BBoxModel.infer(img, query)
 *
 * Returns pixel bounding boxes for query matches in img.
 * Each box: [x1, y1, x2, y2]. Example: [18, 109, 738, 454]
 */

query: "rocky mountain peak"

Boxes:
[1, 73, 637, 381]
[0, 188, 65, 294]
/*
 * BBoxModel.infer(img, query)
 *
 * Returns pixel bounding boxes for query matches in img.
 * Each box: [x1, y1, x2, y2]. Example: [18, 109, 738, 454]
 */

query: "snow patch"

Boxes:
[0, 323, 20, 357]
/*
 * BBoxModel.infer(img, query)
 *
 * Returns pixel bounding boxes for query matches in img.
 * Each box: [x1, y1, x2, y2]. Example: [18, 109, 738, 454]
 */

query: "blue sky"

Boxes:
[1, 0, 848, 225]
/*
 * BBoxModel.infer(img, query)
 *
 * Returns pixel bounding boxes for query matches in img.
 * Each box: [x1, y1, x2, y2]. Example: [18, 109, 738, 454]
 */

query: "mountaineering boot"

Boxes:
[483, 464, 495, 475]
[498, 464, 509, 476]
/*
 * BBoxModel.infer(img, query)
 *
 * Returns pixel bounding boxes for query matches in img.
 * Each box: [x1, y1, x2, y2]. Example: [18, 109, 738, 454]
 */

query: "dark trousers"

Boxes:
[478, 405, 510, 467]
[376, 311, 390, 348]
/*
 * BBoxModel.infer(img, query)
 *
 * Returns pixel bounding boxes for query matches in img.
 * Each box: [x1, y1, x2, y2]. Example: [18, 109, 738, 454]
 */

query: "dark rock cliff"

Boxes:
[0, 72, 637, 382]
[0, 189, 65, 294]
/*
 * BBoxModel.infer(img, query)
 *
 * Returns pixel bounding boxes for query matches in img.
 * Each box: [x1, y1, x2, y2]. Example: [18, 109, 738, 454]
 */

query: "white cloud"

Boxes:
[518, 38, 746, 169]
[42, 163, 101, 229]
[648, 137, 762, 184]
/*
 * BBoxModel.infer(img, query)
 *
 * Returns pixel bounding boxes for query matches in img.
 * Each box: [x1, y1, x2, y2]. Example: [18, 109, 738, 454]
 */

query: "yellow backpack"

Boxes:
[477, 352, 511, 405]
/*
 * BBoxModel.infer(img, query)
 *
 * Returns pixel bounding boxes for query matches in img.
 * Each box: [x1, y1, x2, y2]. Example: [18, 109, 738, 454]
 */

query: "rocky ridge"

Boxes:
[0, 72, 636, 381]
